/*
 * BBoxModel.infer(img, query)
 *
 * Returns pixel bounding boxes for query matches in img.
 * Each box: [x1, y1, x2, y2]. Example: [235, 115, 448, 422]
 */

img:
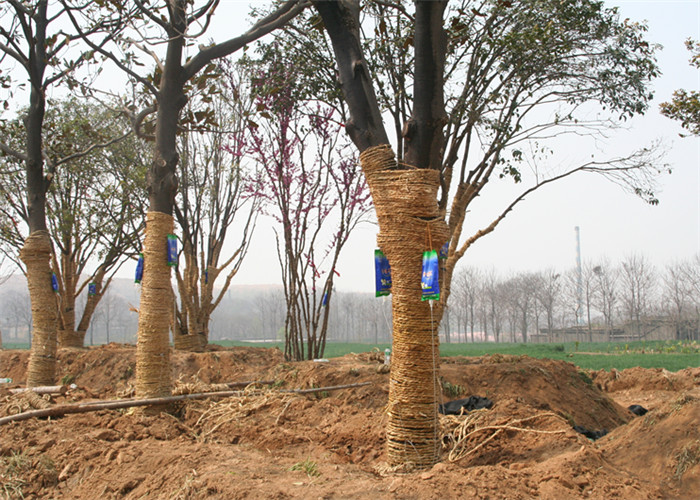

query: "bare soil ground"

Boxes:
[0, 344, 698, 499]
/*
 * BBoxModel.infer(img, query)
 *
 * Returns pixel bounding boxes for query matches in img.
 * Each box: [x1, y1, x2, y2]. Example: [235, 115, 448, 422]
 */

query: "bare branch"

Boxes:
[0, 36, 28, 67]
[455, 146, 666, 261]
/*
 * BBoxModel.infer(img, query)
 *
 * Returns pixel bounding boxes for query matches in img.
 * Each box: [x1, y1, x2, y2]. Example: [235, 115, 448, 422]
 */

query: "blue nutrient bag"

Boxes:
[375, 249, 392, 297]
[135, 253, 144, 283]
[439, 241, 449, 260]
[167, 234, 178, 267]
[88, 283, 97, 296]
[421, 249, 440, 301]
[51, 273, 59, 292]
[322, 290, 329, 307]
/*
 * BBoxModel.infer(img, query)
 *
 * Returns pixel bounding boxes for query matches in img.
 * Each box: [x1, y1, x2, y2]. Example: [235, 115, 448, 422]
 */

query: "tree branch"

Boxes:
[0, 140, 28, 162]
[184, 0, 310, 80]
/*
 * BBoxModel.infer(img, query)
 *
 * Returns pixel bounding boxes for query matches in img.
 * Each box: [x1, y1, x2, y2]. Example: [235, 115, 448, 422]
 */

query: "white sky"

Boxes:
[227, 0, 700, 292]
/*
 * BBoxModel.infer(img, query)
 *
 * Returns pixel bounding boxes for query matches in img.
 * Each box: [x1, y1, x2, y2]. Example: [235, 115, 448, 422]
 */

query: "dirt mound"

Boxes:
[600, 392, 700, 496]
[591, 365, 700, 412]
[592, 366, 700, 393]
[442, 354, 628, 430]
[0, 343, 284, 398]
[0, 345, 698, 499]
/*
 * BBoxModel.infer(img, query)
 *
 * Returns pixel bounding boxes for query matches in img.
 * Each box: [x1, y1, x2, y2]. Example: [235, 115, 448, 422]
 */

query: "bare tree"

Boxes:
[580, 264, 599, 342]
[173, 61, 260, 352]
[515, 273, 538, 343]
[245, 62, 371, 360]
[620, 254, 657, 340]
[592, 260, 619, 342]
[3, 290, 32, 344]
[255, 289, 286, 342]
[662, 260, 695, 340]
[683, 255, 700, 340]
[562, 268, 585, 342]
[536, 269, 562, 342]
[459, 268, 482, 343]
[502, 274, 521, 343]
[481, 270, 504, 343]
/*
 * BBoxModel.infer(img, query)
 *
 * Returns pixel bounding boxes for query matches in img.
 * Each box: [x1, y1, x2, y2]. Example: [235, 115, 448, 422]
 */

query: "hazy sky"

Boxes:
[226, 0, 700, 292]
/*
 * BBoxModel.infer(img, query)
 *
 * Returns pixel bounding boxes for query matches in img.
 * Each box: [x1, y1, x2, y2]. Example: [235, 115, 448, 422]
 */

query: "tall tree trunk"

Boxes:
[23, 29, 58, 385]
[56, 254, 83, 348]
[133, 0, 189, 402]
[135, 81, 183, 402]
[75, 273, 108, 346]
[315, 0, 448, 467]
[174, 251, 206, 351]
[135, 211, 174, 401]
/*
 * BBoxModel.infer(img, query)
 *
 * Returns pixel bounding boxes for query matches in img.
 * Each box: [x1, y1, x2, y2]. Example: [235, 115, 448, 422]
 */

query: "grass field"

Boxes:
[3, 340, 698, 372]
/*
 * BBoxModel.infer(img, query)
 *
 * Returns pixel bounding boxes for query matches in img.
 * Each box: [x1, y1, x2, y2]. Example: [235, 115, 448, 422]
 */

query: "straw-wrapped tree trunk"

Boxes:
[2, 1, 60, 388]
[314, 0, 449, 467]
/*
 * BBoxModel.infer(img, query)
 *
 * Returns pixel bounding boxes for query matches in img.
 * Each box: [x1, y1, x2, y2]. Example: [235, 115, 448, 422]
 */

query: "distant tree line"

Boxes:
[2, 253, 697, 345]
[445, 254, 700, 343]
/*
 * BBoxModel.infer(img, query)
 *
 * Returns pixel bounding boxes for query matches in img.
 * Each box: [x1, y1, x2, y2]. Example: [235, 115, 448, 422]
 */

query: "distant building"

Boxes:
[536, 317, 699, 342]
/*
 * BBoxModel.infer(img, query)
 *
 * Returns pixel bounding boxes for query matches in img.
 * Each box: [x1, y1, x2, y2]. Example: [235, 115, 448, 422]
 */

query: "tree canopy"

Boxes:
[660, 39, 700, 136]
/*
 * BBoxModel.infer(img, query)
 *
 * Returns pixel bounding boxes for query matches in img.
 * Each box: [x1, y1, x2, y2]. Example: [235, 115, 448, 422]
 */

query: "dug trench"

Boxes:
[0, 344, 698, 499]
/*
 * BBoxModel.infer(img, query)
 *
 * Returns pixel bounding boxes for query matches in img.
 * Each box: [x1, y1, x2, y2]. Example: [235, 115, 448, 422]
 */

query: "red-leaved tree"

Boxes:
[241, 64, 371, 361]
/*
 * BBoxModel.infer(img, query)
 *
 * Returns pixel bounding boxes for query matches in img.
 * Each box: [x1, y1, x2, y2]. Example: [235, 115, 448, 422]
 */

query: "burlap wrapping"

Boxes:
[359, 145, 449, 468]
[135, 212, 174, 403]
[19, 231, 58, 387]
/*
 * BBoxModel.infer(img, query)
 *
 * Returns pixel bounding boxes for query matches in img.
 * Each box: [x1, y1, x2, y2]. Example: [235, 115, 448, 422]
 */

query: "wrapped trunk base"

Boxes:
[359, 145, 448, 468]
[20, 231, 58, 387]
[58, 330, 85, 348]
[135, 212, 174, 408]
[173, 332, 205, 352]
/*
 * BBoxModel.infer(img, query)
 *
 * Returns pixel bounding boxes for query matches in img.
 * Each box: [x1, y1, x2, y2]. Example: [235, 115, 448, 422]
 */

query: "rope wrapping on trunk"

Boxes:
[58, 330, 84, 348]
[135, 212, 174, 404]
[20, 230, 58, 387]
[359, 145, 449, 468]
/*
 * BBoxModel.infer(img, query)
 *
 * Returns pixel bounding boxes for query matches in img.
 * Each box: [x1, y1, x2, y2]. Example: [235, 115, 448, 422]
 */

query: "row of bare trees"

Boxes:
[446, 254, 700, 344]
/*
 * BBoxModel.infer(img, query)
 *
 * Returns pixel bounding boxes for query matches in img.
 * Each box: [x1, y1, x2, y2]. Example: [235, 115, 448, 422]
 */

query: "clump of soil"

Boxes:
[0, 344, 698, 499]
